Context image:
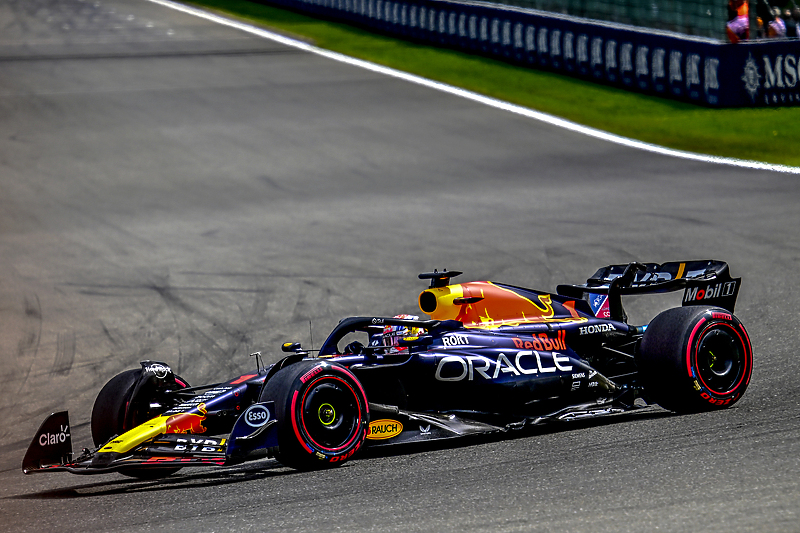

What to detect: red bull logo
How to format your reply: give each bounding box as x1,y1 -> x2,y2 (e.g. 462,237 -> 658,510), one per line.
165,403 -> 208,434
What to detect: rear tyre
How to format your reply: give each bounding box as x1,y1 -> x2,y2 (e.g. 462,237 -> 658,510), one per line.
260,360 -> 369,470
91,368 -> 189,478
637,306 -> 752,413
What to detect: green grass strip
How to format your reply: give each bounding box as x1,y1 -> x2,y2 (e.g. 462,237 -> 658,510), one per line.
187,0 -> 800,167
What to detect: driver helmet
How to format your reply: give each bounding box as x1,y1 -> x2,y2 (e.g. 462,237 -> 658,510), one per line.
371,314 -> 422,351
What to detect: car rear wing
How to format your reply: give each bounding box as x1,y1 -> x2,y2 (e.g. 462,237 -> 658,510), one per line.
557,260 -> 741,319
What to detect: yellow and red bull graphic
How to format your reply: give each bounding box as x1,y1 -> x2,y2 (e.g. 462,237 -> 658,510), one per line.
419,281 -> 586,328
98,403 -> 209,455
165,403 -> 208,434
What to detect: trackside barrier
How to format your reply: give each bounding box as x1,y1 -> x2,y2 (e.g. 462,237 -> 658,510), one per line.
254,0 -> 800,107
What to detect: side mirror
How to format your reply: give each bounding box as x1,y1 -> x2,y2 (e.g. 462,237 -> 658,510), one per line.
282,342 -> 302,353
343,341 -> 364,355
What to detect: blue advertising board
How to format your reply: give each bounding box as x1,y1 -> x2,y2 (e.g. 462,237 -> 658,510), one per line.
256,0 -> 800,107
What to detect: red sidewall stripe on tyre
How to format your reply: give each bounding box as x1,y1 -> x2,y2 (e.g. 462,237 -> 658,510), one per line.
290,390 -> 315,454
738,322 -> 754,387
695,323 -> 748,395
685,319 -> 751,397
294,375 -> 363,454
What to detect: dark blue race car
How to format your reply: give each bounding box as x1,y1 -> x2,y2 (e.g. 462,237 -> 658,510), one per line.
23,260 -> 753,477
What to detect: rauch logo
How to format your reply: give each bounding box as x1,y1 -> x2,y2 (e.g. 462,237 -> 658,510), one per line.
366,419 -> 403,440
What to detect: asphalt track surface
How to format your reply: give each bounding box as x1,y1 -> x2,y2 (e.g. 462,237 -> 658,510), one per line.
1,0 -> 799,531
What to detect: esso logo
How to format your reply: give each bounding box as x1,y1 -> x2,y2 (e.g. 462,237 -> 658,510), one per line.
244,404 -> 270,428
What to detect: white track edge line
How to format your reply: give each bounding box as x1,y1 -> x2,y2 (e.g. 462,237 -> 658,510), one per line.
148,0 -> 800,175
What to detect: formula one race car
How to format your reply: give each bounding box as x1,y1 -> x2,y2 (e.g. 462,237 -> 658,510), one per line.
23,260 -> 753,477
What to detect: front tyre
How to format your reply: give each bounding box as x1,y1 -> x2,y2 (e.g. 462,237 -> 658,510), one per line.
637,306 -> 753,413
260,360 -> 369,470
91,368 -> 189,478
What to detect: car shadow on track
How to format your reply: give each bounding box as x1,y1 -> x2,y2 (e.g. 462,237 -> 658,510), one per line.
359,406 -> 678,459
9,459 -> 293,500
11,407 -> 678,500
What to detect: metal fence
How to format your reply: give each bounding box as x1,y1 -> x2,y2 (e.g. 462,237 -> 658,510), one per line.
491,0 -> 729,39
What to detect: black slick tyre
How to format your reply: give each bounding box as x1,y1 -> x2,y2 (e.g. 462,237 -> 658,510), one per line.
259,360 -> 369,470
91,368 -> 189,478
637,306 -> 753,413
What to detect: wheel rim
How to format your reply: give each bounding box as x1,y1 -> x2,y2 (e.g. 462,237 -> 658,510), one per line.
696,325 -> 746,394
300,377 -> 361,452
318,403 -> 336,426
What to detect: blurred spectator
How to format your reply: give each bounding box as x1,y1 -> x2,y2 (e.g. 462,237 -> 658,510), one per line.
786,7 -> 800,37
756,0 -> 786,38
785,9 -> 797,37
756,0 -> 771,38
726,0 -> 749,42
768,6 -> 787,37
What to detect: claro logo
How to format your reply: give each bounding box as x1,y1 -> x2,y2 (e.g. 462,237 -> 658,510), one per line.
39,425 -> 70,447
366,419 -> 403,440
